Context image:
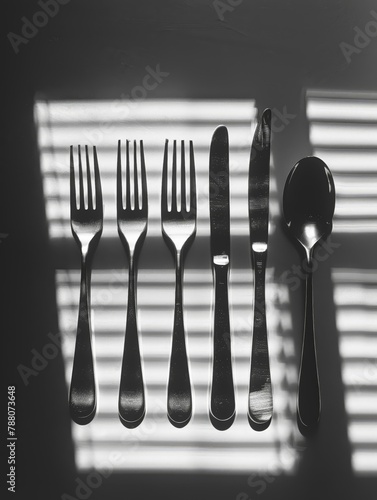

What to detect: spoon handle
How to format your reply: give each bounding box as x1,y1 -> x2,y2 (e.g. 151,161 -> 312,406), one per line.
298,269 -> 321,433
248,248 -> 273,430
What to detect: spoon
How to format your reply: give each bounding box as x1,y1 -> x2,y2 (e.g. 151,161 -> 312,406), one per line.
283,156 -> 335,434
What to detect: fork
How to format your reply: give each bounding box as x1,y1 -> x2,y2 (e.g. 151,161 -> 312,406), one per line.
117,140 -> 148,428
161,140 -> 197,428
69,145 -> 103,425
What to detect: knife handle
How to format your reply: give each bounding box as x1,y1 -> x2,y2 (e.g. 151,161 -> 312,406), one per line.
248,248 -> 273,430
210,256 -> 235,430
297,269 -> 321,434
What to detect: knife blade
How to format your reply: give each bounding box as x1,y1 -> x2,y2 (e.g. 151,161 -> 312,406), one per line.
248,108 -> 273,430
209,125 -> 235,430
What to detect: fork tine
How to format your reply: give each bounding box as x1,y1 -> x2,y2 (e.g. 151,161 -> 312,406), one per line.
70,146 -> 77,212
140,140 -> 147,211
93,146 -> 102,212
85,145 -> 93,210
117,140 -> 123,212
171,140 -> 177,212
78,145 -> 85,209
181,140 -> 186,211
189,141 -> 196,214
162,140 -> 169,210
125,141 -> 131,209
133,140 -> 139,210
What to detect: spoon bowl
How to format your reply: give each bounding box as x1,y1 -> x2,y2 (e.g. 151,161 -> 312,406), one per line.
283,156 -> 335,261
283,156 -> 335,434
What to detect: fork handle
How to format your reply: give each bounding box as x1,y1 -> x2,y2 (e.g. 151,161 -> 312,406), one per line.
248,249 -> 273,430
69,257 -> 96,425
119,255 -> 145,428
167,250 -> 192,427
210,259 -> 235,430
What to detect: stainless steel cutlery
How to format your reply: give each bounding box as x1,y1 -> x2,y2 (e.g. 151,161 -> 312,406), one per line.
69,145 -> 103,425
209,126 -> 235,431
67,119 -> 336,434
248,109 -> 273,430
161,140 -> 197,428
283,156 -> 336,434
117,140 -> 148,428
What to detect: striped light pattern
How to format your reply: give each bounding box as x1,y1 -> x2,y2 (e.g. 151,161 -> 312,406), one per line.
332,269 -> 377,475
35,99 -> 302,473
306,89 -> 377,233
35,100 -> 280,240
307,90 -> 377,475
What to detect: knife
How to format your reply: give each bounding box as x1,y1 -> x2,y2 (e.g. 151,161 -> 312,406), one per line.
209,125 -> 235,431
248,108 -> 273,430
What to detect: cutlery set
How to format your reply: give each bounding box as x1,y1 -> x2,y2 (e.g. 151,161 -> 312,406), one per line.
69,108 -> 336,436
